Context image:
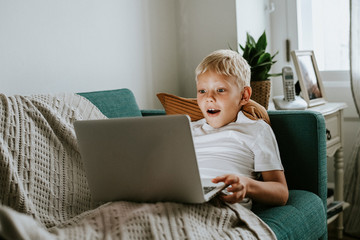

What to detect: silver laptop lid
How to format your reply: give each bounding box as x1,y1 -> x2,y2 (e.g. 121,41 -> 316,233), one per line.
74,115 -> 209,203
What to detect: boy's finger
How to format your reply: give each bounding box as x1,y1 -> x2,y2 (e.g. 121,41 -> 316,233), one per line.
212,175 -> 229,183
226,183 -> 243,192
211,177 -> 222,183
222,192 -> 242,204
222,175 -> 240,185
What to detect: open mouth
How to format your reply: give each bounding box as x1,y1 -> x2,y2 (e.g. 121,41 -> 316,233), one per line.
207,109 -> 221,115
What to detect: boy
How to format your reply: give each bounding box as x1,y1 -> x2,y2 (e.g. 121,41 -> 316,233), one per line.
192,49 -> 288,207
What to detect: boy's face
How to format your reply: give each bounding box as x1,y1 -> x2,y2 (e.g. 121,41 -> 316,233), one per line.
197,70 -> 249,128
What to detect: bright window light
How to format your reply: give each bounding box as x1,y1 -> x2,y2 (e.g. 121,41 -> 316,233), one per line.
298,0 -> 350,71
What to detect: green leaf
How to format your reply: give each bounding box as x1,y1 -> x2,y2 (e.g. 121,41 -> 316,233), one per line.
249,50 -> 264,66
239,44 -> 245,52
268,73 -> 282,77
243,45 -> 254,61
255,31 -> 267,51
271,51 -> 279,59
242,45 -> 251,60
252,61 -> 272,68
257,52 -> 271,64
247,33 -> 256,47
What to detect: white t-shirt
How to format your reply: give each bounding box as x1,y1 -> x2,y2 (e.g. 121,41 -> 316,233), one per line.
191,111 -> 283,180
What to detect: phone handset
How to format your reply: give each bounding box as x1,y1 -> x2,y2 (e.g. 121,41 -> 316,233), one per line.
282,66 -> 296,101
272,66 -> 307,110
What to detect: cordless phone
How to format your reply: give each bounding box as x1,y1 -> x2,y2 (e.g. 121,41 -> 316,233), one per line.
282,66 -> 296,101
272,66 -> 307,110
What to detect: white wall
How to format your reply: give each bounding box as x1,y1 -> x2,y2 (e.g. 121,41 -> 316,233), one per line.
0,0 -> 238,108
0,0 -> 179,109
270,0 -> 299,97
236,0 -> 271,47
175,0 -> 237,98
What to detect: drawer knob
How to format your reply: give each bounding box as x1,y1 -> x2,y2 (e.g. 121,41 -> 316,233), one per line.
326,129 -> 332,140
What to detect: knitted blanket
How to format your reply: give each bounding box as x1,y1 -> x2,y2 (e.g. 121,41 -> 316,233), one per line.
0,93 -> 276,239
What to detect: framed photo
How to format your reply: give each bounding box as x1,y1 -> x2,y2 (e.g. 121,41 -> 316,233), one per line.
291,50 -> 327,107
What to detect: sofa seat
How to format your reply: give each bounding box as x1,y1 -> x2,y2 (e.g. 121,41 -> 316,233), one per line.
253,190 -> 327,240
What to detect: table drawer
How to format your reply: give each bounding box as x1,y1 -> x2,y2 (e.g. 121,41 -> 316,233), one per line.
325,112 -> 341,147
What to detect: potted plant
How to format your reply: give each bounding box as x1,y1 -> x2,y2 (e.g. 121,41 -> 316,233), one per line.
238,31 -> 281,109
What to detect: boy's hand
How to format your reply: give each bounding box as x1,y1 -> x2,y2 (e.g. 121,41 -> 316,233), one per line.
212,174 -> 249,204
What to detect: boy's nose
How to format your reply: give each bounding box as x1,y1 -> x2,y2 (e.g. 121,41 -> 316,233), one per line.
206,92 -> 215,102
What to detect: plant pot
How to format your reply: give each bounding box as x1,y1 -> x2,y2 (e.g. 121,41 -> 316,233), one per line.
250,80 -> 271,110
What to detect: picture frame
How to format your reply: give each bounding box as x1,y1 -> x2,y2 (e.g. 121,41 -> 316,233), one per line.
291,50 -> 327,107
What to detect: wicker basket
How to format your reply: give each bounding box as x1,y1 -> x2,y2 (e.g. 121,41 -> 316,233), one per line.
250,80 -> 271,110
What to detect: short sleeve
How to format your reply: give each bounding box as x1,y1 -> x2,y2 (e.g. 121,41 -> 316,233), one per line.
252,122 -> 284,172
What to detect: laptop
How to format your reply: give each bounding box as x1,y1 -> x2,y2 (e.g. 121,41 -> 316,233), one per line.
74,114 -> 226,204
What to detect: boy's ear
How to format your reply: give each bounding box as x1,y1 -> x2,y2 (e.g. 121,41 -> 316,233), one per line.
240,86 -> 252,105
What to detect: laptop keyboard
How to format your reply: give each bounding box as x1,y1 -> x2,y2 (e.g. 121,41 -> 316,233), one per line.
203,186 -> 216,194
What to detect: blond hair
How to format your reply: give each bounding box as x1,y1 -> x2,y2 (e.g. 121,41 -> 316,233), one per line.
195,49 -> 251,89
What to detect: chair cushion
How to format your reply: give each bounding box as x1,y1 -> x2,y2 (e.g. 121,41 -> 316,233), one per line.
253,190 -> 327,240
78,89 -> 142,118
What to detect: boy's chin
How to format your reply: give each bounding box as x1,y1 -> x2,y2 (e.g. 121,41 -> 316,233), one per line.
206,119 -> 230,129
204,114 -> 238,128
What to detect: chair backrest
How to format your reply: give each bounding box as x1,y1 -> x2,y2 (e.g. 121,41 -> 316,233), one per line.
268,110 -> 327,207
78,88 -> 142,118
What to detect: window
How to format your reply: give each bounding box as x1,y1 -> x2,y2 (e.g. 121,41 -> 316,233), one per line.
297,0 -> 350,71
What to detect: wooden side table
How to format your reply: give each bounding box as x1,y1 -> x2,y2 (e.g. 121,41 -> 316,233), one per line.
310,102 -> 348,239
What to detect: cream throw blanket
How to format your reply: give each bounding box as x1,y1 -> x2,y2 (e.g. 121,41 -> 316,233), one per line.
0,93 -> 276,240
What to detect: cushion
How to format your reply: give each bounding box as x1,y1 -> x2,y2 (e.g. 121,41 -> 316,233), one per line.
157,92 -> 270,125
78,89 -> 142,118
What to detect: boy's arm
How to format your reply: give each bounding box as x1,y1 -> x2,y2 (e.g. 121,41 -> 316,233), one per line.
212,170 -> 289,206
248,170 -> 288,206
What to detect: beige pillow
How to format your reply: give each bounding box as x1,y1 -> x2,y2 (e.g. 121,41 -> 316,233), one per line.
156,93 -> 270,125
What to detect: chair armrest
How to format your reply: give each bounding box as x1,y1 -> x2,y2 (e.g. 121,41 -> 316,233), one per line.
268,110 -> 327,208
141,109 -> 166,117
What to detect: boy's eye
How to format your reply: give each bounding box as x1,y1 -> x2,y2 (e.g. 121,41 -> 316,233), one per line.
217,89 -> 225,92
198,90 -> 206,94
